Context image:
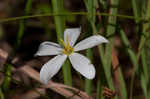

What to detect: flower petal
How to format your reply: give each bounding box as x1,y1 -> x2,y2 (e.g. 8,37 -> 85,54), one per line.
74,35 -> 108,51
35,41 -> 63,56
64,27 -> 81,46
69,53 -> 95,79
40,54 -> 67,84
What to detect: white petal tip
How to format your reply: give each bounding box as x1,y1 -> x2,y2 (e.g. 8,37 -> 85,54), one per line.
40,77 -> 49,84
34,52 -> 42,57
40,71 -> 51,85
86,76 -> 95,80
86,65 -> 96,79
34,53 -> 39,57
85,71 -> 95,80
40,67 -> 50,85
96,35 -> 109,43
103,39 -> 109,43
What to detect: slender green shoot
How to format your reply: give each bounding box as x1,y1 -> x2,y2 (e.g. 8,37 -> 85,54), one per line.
51,0 -> 72,86
139,0 -> 150,98
16,0 -> 32,49
119,28 -> 138,99
1,12 -> 150,23
83,0 -> 97,95
1,64 -> 12,92
104,0 -> 118,90
85,49 -> 93,95
0,88 -> 4,99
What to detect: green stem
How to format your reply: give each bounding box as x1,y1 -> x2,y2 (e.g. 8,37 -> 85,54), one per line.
85,49 -> 93,95
130,0 -> 150,99
84,0 -> 96,95
1,12 -> 149,23
51,0 -> 72,86
96,79 -> 104,99
0,88 -> 4,99
104,0 -> 118,90
119,28 -> 138,99
16,0 -> 32,49
1,64 -> 12,92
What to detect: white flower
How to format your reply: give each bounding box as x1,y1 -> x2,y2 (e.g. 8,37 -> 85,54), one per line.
35,27 -> 108,84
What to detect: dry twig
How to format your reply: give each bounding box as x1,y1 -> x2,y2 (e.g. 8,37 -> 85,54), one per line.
0,48 -> 92,99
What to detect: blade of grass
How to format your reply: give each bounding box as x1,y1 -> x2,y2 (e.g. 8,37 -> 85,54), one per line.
1,12 -> 150,23
0,25 -> 3,39
84,0 -> 119,98
51,0 -> 65,39
140,0 -> 150,79
100,0 -> 119,98
99,0 -> 107,10
139,0 -> 150,52
117,65 -> 128,99
112,48 -> 128,99
84,1 -> 109,97
140,0 -> 150,98
119,28 -> 138,99
124,0 -> 142,96
141,50 -> 149,98
1,64 -> 12,92
0,12 -> 150,23
132,0 -> 140,23
85,49 -> 93,95
16,0 -> 32,49
95,1 -> 107,98
51,0 -> 72,86
131,0 -> 142,71
120,29 -> 138,68
3,0 -> 32,97
104,0 -> 118,90
0,88 -> 4,99
96,79 -> 104,99
132,0 -> 150,98
83,0 -> 97,95
141,51 -> 149,82
38,4 -> 53,39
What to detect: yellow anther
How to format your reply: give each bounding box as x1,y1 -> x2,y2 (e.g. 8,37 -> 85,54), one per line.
60,38 -> 66,48
59,35 -> 74,56
66,35 -> 70,48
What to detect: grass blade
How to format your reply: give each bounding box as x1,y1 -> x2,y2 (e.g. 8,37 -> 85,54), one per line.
85,49 -> 93,95
138,0 -> 150,98
0,88 -> 4,99
51,0 -> 72,86
1,64 -> 12,92
119,28 -> 138,99
16,0 -> 32,49
83,0 -> 97,95
104,0 -> 118,90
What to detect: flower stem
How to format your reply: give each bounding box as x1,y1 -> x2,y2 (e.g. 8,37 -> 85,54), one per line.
52,0 -> 72,86
85,49 -> 93,95
15,0 -> 32,49
1,64 -> 12,92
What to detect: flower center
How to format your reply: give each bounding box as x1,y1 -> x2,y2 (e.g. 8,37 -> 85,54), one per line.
60,36 -> 74,56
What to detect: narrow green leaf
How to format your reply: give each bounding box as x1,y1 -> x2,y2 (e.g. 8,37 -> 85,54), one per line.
83,0 -> 97,95
85,49 -> 93,95
51,0 -> 72,86
0,88 -> 4,99
1,64 -> 12,92
16,0 -> 32,49
104,0 -> 118,90
120,28 -> 138,99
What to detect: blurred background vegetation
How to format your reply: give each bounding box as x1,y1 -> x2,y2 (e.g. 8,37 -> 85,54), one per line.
0,0 -> 150,99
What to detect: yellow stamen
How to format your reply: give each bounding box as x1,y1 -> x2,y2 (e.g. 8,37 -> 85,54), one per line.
60,35 -> 74,56
60,39 -> 66,48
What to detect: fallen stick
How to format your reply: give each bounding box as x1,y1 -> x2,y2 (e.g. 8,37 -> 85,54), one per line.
0,48 -> 92,99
